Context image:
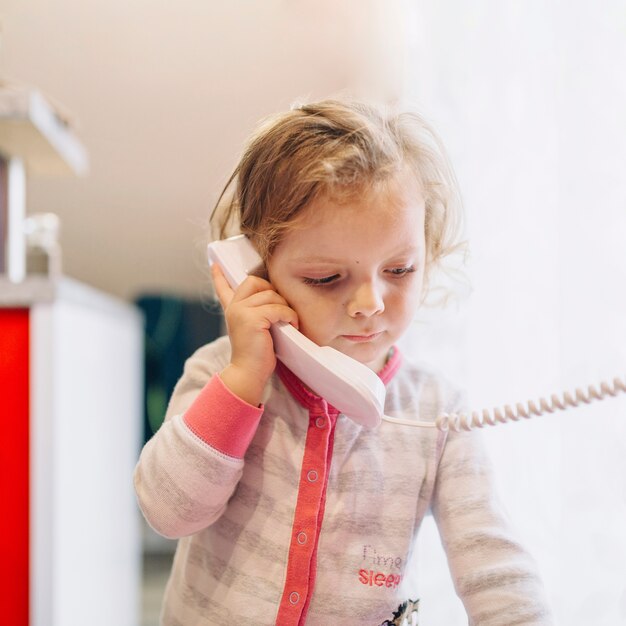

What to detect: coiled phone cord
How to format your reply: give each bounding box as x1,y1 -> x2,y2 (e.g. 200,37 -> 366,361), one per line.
381,375 -> 626,432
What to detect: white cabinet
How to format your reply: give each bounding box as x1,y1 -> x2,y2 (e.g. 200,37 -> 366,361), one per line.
0,277 -> 143,626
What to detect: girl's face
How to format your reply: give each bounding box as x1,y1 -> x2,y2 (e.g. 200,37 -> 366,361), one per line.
267,170 -> 426,372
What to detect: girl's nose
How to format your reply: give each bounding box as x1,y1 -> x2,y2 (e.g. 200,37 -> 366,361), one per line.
347,281 -> 385,318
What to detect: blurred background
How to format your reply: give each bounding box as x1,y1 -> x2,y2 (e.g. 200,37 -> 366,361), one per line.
0,1 -> 625,625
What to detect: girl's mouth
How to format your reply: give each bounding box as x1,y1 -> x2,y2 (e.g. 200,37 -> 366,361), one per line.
341,332 -> 383,343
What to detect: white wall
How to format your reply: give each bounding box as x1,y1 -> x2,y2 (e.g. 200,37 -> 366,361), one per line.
401,1 -> 626,623
0,0 -> 411,300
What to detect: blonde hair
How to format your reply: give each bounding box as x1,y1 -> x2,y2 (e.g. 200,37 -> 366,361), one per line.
211,99 -> 466,289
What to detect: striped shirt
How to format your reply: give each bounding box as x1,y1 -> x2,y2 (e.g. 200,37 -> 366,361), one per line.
134,336 -> 553,625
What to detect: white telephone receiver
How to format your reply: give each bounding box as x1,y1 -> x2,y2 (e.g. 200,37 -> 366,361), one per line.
208,235 -> 626,431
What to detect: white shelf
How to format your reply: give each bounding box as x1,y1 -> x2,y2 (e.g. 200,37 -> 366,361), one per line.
0,85 -> 88,176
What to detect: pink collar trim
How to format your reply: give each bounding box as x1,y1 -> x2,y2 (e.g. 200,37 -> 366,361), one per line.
377,346 -> 402,384
275,347 -> 402,411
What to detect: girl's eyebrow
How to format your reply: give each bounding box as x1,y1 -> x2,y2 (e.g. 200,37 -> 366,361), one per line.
291,255 -> 344,264
292,246 -> 422,264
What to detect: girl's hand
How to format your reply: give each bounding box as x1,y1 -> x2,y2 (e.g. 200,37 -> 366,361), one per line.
211,263 -> 299,406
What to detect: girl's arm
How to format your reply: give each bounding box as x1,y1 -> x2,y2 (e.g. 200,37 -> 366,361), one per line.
133,341 -> 263,539
134,266 -> 298,539
431,426 -> 554,624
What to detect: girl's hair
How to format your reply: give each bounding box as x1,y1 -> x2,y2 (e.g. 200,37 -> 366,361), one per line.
211,99 -> 465,287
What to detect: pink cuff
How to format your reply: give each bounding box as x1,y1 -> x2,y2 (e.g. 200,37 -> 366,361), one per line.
183,373 -> 264,458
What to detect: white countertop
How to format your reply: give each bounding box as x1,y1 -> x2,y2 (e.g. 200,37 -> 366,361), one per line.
0,275 -> 142,322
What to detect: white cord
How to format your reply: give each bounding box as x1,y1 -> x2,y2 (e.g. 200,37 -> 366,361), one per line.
381,415 -> 436,428
381,376 -> 626,432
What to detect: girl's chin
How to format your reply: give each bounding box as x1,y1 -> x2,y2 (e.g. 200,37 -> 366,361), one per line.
363,353 -> 389,372
335,343 -> 389,372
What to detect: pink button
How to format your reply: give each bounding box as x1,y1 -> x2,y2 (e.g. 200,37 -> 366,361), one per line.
315,417 -> 325,428
289,591 -> 300,605
297,531 -> 307,545
307,470 -> 318,483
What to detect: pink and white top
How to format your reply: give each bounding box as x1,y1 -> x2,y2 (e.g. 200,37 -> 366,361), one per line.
134,335 -> 553,625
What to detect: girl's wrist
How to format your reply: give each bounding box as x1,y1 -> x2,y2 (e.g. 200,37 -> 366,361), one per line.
219,363 -> 269,407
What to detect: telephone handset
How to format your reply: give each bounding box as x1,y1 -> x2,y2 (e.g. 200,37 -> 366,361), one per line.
208,235 -> 626,432
207,235 -> 387,428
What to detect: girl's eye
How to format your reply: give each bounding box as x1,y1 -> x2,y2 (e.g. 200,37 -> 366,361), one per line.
302,274 -> 340,286
386,266 -> 416,277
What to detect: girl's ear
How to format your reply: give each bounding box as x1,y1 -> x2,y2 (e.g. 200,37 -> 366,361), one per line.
250,264 -> 269,282
248,232 -> 275,283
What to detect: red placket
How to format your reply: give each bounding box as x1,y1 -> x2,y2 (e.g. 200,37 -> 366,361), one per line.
274,349 -> 402,623
274,364 -> 338,625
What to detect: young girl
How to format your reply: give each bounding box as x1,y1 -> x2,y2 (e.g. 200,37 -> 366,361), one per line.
134,100 -> 554,625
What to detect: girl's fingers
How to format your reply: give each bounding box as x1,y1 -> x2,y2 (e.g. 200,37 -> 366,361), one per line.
212,264 -> 298,327
236,287 -> 290,309
231,302 -> 299,329
213,264 -> 284,307
230,274 -> 275,301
